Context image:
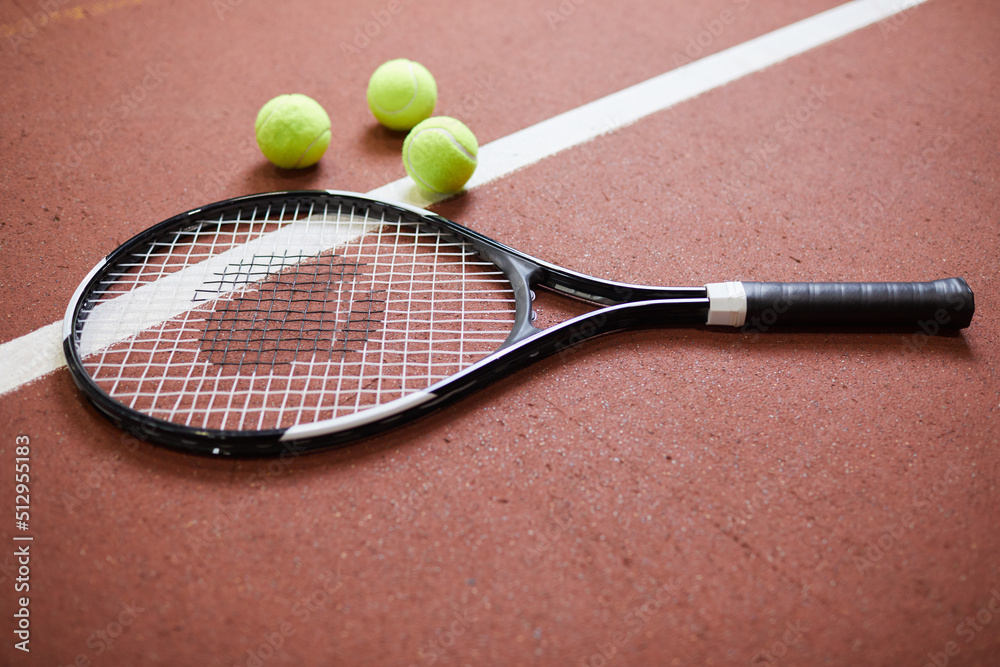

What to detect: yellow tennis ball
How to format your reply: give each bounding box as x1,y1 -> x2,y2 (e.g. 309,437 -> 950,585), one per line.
254,94 -> 331,169
402,117 -> 478,195
367,59 -> 437,131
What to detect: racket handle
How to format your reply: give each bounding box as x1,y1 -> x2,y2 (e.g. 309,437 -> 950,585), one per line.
707,278 -> 975,330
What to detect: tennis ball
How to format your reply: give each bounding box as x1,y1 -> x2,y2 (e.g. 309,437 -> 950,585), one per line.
402,117 -> 479,195
254,94 -> 331,169
367,59 -> 437,131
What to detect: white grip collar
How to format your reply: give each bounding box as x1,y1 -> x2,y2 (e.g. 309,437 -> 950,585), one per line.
705,282 -> 747,327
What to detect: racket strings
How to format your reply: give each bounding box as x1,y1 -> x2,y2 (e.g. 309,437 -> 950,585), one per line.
74,199 -> 517,432
104,219 -> 288,297
196,252 -> 383,370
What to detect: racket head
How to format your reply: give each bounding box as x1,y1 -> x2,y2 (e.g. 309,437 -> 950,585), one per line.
63,191 -> 537,456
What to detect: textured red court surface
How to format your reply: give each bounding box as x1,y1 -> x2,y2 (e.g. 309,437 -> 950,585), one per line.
1,0 -> 998,665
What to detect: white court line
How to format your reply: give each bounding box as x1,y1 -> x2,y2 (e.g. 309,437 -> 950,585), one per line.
75,216 -> 376,358
0,0 -> 928,397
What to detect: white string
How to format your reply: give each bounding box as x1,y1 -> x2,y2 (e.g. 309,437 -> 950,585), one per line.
297,198 -> 333,426
77,198 -> 517,431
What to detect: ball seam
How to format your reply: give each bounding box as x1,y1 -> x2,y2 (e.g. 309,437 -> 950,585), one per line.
421,127 -> 477,162
256,95 -> 288,135
292,128 -> 331,168
402,136 -> 439,193
371,62 -> 421,117
403,127 -> 477,194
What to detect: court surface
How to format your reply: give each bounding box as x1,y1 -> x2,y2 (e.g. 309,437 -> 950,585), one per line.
1,0 -> 998,664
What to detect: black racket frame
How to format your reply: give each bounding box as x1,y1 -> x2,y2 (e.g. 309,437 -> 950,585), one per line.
63,190 -> 973,457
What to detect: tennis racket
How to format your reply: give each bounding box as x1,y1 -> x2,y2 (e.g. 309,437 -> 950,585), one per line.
63,190 -> 975,457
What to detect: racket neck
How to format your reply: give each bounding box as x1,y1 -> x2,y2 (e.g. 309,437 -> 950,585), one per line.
541,265 -> 706,306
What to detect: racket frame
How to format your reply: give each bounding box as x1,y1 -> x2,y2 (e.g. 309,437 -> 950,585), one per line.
63,190 -> 709,456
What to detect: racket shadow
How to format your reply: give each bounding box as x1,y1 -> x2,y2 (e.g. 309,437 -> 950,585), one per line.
360,123 -> 408,156
725,324 -> 973,359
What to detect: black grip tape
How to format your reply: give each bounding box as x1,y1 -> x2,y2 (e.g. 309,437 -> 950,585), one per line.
742,278 -> 974,330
